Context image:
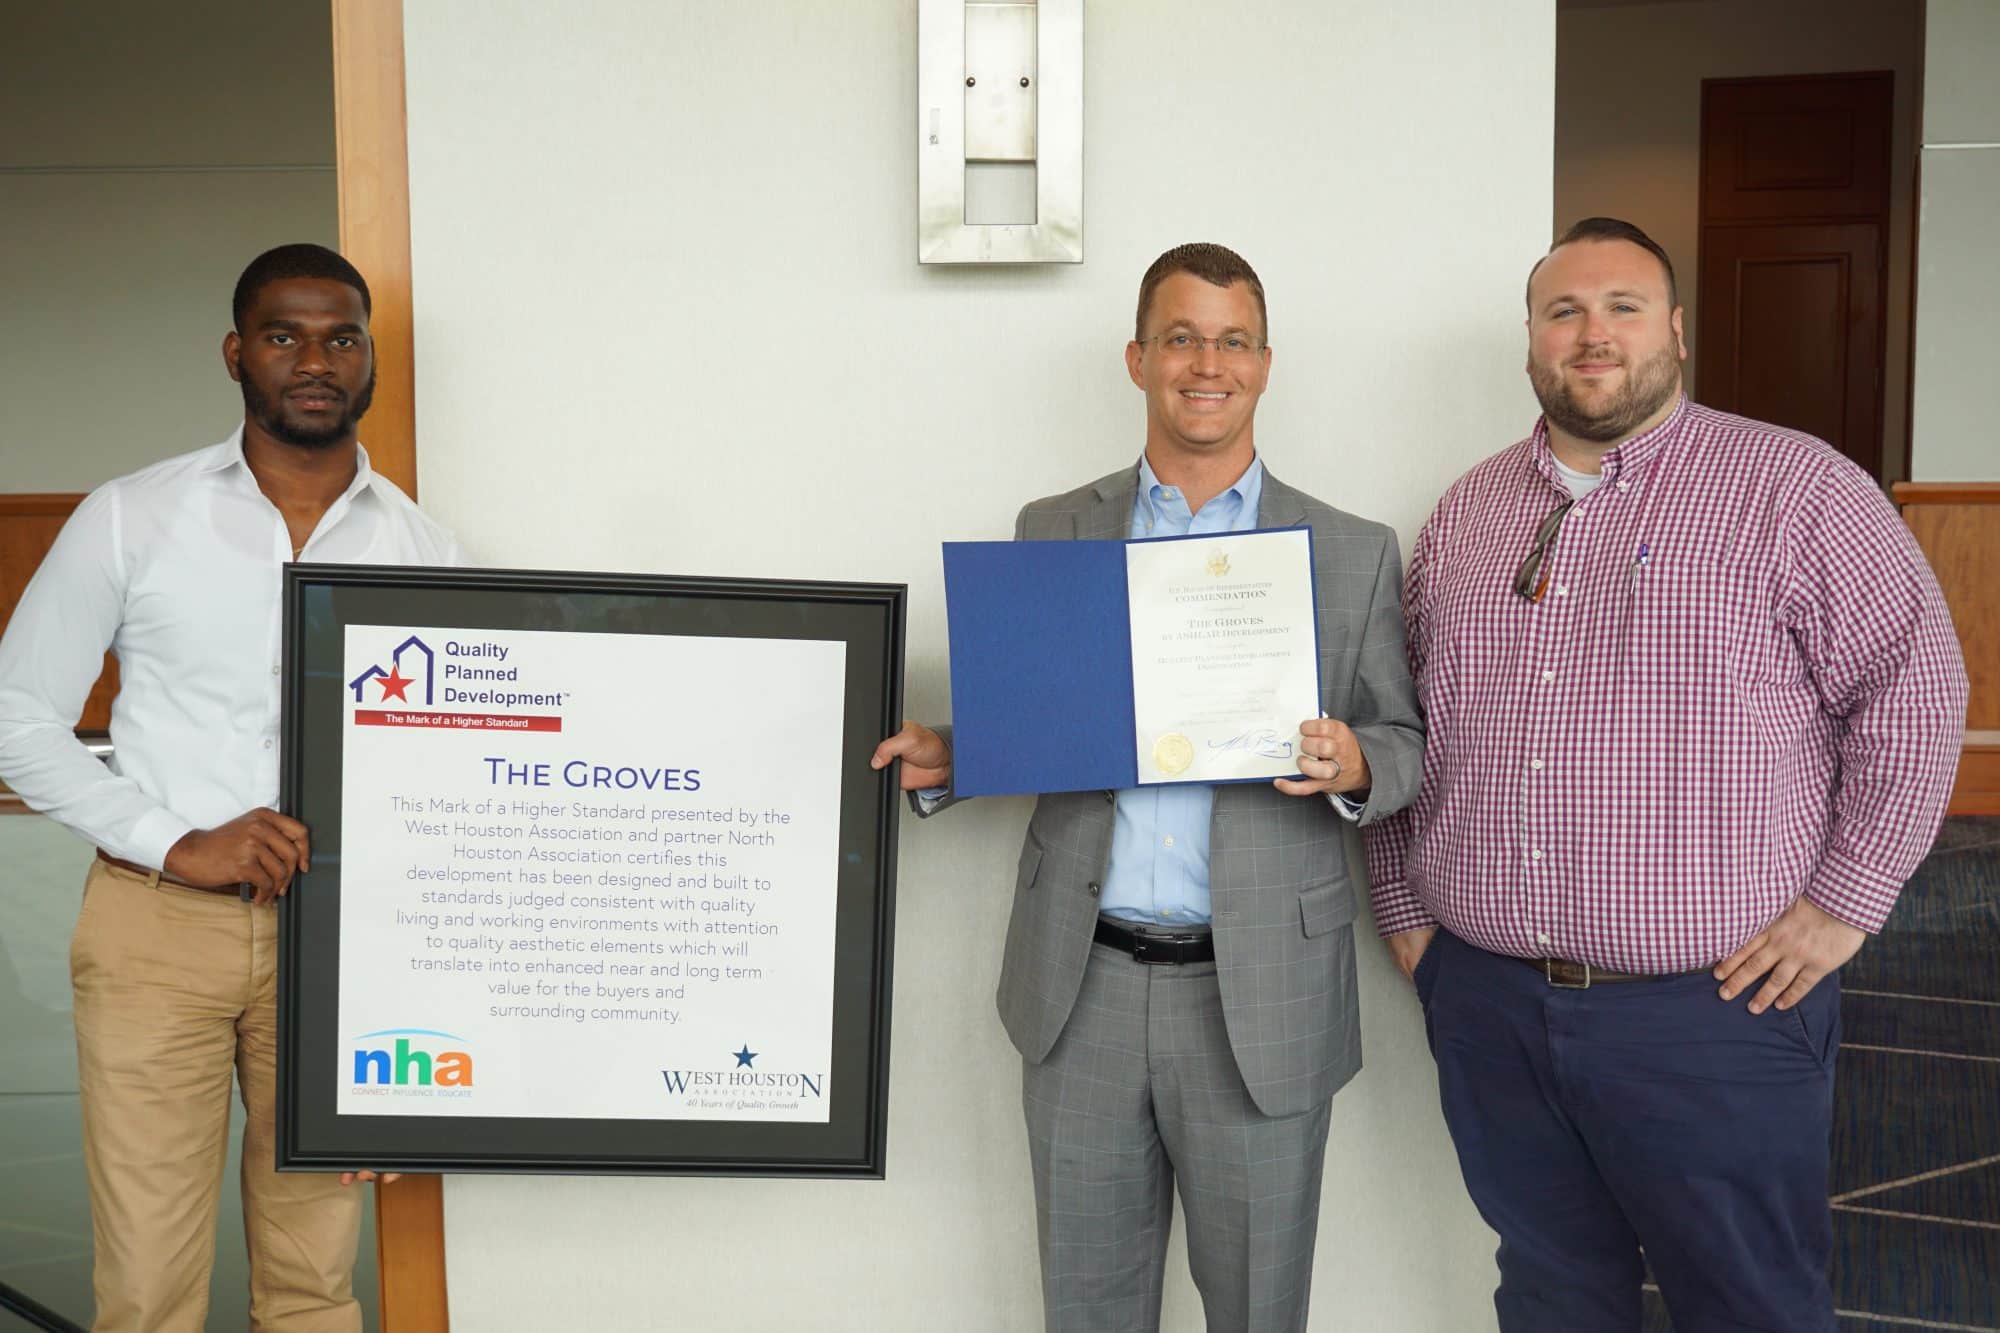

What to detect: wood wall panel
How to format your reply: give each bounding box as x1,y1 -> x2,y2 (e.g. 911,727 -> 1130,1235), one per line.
330,2 -> 449,1327
1895,482 -> 2000,815
1953,735 -> 2000,818
0,495 -> 119,738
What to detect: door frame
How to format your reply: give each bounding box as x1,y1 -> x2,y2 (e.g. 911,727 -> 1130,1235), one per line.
328,3 -> 451,1328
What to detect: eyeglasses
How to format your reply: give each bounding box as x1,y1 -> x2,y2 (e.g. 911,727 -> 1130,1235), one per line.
1512,501 -> 1574,601
1139,331 -> 1269,360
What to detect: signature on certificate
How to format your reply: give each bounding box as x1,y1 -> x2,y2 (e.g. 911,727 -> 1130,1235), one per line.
1207,729 -> 1294,762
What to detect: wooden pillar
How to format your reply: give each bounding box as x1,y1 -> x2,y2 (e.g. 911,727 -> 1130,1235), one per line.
330,3 -> 450,1327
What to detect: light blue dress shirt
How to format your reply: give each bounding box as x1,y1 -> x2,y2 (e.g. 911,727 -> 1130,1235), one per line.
1098,455 -> 1265,926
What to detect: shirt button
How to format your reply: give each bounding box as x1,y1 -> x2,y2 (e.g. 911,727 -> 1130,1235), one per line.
1087,881 -> 1101,896
1553,585 -> 1569,598
1537,932 -> 1551,944
1541,669 -> 1555,683
1529,759 -> 1545,771
271,665 -> 281,677
263,739 -> 274,750
1163,835 -> 1175,848
1530,848 -> 1544,861
1616,479 -> 1630,492
1162,907 -> 1175,916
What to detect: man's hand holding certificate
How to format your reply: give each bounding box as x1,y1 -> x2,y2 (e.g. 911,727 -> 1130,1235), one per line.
935,527 -> 1342,798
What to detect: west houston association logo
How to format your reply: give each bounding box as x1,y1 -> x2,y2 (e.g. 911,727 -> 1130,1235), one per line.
351,1027 -> 475,1093
350,634 -> 436,706
660,1044 -> 825,1109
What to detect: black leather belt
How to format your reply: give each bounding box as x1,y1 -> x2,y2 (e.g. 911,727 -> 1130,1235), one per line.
1094,917 -> 1215,965
1515,955 -> 1667,989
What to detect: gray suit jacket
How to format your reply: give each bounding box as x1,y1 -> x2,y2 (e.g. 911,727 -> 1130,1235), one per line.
925,464 -> 1424,1117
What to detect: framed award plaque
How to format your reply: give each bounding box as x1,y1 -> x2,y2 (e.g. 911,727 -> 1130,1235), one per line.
276,564 -> 903,1177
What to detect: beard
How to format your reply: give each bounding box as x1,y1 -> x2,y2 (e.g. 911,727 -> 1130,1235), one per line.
1529,342 -> 1680,443
240,368 -> 376,449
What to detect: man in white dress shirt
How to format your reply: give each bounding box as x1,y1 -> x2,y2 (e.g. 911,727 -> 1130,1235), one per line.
0,244 -> 466,1332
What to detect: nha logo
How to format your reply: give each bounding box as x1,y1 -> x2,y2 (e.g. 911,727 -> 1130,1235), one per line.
351,1028 -> 473,1087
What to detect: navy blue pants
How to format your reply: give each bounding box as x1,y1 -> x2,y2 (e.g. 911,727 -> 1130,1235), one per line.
1417,929 -> 1840,1333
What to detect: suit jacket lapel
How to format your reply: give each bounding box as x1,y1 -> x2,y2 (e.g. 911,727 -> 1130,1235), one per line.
1257,468 -> 1310,529
1079,466 -> 1139,541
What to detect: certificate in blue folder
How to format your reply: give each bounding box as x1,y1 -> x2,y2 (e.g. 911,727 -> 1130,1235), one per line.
943,527 -> 1320,798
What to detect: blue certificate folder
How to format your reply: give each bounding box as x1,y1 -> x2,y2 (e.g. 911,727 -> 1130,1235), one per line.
942,528 -> 1317,798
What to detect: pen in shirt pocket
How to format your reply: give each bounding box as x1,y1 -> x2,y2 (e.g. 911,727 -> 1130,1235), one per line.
1630,540 -> 1651,586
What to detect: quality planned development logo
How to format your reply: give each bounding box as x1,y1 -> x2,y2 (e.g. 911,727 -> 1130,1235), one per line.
350,1027 -> 476,1098
349,634 -> 436,706
347,628 -> 567,735
660,1043 -> 826,1113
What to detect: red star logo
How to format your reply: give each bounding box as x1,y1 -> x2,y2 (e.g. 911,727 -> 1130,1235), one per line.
377,666 -> 414,702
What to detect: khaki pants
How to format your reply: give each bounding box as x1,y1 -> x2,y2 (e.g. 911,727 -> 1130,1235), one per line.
69,857 -> 363,1333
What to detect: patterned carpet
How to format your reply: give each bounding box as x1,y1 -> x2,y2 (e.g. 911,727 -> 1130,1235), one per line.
1646,816 -> 2000,1331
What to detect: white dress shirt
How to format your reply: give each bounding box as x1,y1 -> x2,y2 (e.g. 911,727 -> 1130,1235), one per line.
0,430 -> 468,869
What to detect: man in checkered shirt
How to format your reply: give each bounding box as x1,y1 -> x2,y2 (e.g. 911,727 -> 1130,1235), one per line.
1364,217 -> 1968,1331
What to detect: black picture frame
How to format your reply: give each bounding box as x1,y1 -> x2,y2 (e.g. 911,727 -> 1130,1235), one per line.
276,563 -> 904,1177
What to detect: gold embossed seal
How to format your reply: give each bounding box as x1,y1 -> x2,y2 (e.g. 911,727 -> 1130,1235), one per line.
1152,732 -> 1194,777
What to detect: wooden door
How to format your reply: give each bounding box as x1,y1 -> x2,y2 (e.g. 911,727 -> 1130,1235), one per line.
1696,73 -> 1892,479
1697,223 -> 1882,463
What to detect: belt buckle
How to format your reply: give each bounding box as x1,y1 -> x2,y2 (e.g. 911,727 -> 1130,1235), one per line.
1132,932 -> 1195,965
1544,958 -> 1591,990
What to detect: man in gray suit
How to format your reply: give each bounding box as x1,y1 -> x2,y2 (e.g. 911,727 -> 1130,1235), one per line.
873,243 -> 1424,1332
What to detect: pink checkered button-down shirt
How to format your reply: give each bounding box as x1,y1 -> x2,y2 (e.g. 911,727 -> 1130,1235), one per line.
1364,397 -> 1968,973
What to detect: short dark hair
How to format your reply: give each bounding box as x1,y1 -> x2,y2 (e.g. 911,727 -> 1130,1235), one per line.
1527,217 -> 1678,312
232,243 -> 372,331
1135,243 -> 1268,341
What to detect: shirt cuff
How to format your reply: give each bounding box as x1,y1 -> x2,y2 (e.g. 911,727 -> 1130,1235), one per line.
914,787 -> 948,816
1325,791 -> 1365,823
123,807 -> 198,874
1804,844 -> 1904,934
1368,882 -> 1438,938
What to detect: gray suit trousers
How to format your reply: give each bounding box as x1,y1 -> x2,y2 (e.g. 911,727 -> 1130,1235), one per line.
1023,941 -> 1336,1333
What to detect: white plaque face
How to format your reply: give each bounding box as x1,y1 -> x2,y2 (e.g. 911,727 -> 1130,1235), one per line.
1124,529 -> 1321,785
335,624 -> 845,1123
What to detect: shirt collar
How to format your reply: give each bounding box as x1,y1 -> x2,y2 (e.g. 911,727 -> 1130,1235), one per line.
1529,392 -> 1689,489
202,425 -> 381,504
1136,453 -> 1264,523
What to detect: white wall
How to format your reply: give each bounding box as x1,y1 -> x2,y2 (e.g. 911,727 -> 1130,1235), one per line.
1554,0 -> 1923,481
403,3 -> 1552,1328
0,0 -> 338,492
1910,0 -> 2000,482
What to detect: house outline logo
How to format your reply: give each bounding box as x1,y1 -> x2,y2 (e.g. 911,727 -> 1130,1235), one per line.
349,634 -> 435,706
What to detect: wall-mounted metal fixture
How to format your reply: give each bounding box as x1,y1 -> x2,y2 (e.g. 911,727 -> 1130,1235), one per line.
918,0 -> 1082,264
